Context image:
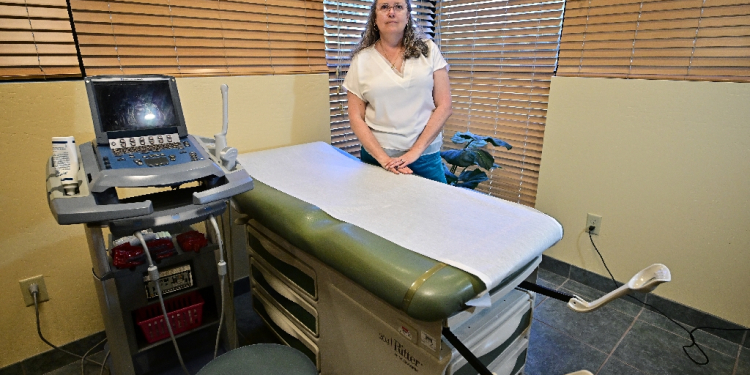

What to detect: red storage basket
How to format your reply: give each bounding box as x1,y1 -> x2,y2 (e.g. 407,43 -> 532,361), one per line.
135,291 -> 205,344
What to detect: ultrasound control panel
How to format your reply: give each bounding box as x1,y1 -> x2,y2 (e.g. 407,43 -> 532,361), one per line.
46,75 -> 254,227
98,134 -> 205,170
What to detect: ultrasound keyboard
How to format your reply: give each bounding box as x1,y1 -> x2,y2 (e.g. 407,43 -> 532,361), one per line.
98,135 -> 207,170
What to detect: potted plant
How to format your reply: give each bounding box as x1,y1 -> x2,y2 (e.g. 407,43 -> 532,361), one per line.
441,131 -> 512,189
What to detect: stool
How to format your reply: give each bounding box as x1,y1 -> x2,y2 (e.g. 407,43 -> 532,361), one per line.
197,344 -> 317,375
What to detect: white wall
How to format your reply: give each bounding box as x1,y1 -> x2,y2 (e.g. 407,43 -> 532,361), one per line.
536,77 -> 750,327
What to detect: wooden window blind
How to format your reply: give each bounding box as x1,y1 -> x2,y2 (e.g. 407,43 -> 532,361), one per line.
558,0 -> 750,82
69,0 -> 327,76
1,0 -> 82,80
437,0 -> 565,206
325,0 -> 437,155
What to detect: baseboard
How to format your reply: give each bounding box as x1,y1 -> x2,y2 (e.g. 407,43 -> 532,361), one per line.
233,276 -> 250,296
0,331 -> 107,375
0,282 -> 254,375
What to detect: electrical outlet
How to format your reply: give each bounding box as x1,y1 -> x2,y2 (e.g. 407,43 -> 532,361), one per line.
586,213 -> 602,235
19,275 -> 50,307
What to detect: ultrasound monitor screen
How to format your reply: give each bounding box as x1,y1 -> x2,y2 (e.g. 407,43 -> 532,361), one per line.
94,80 -> 178,133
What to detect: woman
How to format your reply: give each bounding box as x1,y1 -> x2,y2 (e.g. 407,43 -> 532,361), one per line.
343,0 -> 452,183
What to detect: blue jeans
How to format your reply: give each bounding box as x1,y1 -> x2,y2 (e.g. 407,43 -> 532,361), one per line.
360,147 -> 447,184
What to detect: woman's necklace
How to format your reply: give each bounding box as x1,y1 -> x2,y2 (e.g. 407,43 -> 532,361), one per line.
377,40 -> 403,71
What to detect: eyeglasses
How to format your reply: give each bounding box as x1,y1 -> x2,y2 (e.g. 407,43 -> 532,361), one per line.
377,3 -> 406,13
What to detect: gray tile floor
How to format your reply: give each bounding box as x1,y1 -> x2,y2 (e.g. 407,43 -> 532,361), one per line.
527,269 -> 749,375
42,270 -> 750,375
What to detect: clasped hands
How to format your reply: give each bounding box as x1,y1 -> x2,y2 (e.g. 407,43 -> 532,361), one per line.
382,152 -> 418,175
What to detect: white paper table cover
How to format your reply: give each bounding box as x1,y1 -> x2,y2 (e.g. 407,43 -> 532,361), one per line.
236,142 -> 563,291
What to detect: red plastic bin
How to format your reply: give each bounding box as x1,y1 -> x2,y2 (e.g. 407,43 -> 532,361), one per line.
135,291 -> 205,344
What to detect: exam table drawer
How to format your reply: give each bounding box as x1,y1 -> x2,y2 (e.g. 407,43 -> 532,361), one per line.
450,289 -> 532,342
450,337 -> 528,375
252,286 -> 320,369
447,256 -> 540,330
445,289 -> 533,375
247,224 -> 317,300
251,259 -> 319,337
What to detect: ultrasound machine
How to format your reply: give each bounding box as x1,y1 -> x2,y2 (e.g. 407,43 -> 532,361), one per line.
46,75 -> 253,374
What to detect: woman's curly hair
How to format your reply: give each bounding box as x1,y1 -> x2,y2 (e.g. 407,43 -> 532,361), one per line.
351,0 -> 429,59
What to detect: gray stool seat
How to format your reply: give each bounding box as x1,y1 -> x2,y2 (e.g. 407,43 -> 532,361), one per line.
197,344 -> 317,375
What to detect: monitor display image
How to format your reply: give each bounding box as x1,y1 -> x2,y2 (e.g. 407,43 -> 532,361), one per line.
93,80 -> 178,133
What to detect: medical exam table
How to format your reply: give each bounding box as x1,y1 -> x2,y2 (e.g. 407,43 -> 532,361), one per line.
232,142 -> 564,375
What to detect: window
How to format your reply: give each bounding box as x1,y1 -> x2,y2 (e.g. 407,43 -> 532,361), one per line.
437,0 -> 565,205
325,0 -> 437,155
558,0 -> 750,82
1,0 -> 328,79
70,0 -> 327,76
1,0 -> 82,80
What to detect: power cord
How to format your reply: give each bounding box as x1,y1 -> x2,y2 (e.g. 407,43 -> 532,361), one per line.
208,215 -> 228,360
81,337 -> 107,375
100,351 -> 110,375
587,228 -> 749,365
30,284 -> 109,371
134,231 -> 191,375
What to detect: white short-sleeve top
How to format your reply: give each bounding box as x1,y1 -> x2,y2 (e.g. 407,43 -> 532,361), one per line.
343,39 -> 448,154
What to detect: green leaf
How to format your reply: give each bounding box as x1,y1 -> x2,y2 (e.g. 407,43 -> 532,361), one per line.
443,163 -> 458,185
451,132 -> 487,148
475,149 -> 495,170
484,137 -> 512,150
451,131 -> 511,150
458,168 -> 486,181
441,149 -> 477,167
469,139 -> 487,148
451,132 -> 475,144
456,169 -> 488,189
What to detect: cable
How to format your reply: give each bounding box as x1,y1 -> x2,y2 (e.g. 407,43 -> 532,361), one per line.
227,202 -> 238,349
209,215 -> 227,359
100,350 -> 110,375
588,228 -> 618,290
587,231 -> 749,366
81,337 -> 107,375
134,231 -> 191,375
31,289 -> 108,369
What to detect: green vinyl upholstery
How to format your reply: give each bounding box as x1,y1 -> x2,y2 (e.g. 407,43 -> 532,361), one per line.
233,180 -> 486,322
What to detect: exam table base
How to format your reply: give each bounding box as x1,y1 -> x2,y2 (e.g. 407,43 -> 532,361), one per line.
245,221 -> 537,375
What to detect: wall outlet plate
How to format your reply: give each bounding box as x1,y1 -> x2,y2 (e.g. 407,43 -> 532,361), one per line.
19,275 -> 50,307
586,213 -> 602,235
